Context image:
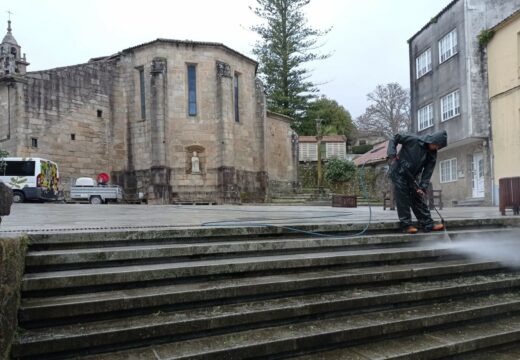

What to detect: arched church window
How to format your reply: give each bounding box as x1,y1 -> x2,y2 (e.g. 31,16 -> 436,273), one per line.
10,47 -> 16,56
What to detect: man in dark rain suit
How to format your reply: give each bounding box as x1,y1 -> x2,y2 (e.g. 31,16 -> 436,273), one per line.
386,130 -> 448,234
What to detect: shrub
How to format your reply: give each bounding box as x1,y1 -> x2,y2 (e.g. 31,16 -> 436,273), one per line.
325,157 -> 357,184
351,144 -> 374,154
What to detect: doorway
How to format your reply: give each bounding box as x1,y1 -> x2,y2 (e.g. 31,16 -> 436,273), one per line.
472,152 -> 485,198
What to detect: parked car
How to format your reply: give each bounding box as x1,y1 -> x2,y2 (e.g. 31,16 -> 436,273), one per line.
0,157 -> 61,203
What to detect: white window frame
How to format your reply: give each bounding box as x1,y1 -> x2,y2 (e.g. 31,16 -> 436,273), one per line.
440,158 -> 458,183
299,143 -> 317,162
417,103 -> 434,131
416,48 -> 432,79
325,142 -> 346,160
439,29 -> 458,63
441,89 -> 460,121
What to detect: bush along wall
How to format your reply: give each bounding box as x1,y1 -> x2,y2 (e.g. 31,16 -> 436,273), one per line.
298,162 -> 390,200
298,163 -> 319,189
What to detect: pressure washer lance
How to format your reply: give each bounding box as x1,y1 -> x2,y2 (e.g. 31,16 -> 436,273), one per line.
412,179 -> 452,242
413,180 -> 445,225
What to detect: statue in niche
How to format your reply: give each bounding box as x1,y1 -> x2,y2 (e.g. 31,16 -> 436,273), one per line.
191,151 -> 201,174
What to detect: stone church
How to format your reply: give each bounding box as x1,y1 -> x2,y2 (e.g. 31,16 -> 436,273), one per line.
0,21 -> 298,204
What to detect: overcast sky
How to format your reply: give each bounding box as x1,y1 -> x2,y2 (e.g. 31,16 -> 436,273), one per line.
5,0 -> 452,118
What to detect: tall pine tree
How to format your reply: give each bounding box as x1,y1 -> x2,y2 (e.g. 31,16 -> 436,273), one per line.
251,0 -> 330,122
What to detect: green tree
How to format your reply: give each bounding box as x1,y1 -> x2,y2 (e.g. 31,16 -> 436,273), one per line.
297,96 -> 355,136
250,0 -> 330,121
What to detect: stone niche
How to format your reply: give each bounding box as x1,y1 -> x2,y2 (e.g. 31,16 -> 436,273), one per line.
185,145 -> 205,175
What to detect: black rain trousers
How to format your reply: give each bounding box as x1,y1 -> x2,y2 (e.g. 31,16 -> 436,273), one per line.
390,164 -> 434,230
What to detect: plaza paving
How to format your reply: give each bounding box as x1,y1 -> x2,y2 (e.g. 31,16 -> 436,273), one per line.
0,202 -> 510,233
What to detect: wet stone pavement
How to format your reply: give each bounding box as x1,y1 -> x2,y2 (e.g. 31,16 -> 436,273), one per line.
0,203 -> 509,233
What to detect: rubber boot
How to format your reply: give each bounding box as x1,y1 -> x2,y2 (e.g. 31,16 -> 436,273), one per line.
431,223 -> 445,231
404,226 -> 418,234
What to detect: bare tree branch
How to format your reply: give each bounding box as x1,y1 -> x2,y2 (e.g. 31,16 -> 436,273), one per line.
355,83 -> 410,138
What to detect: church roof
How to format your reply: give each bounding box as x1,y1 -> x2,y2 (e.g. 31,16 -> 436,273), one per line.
120,38 -> 258,66
2,20 -> 18,45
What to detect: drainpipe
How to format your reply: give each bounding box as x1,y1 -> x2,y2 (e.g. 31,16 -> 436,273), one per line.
490,145 -> 495,205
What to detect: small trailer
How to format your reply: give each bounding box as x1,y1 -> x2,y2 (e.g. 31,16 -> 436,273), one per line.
69,176 -> 123,204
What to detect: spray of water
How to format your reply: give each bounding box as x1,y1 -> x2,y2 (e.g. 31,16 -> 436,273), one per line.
430,230 -> 520,268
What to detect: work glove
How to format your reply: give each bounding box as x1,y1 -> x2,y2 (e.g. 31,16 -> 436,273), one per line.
386,155 -> 398,165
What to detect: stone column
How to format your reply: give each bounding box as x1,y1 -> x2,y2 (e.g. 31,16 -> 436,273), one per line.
291,131 -> 299,190
0,76 -> 26,155
216,61 -> 238,203
150,57 -> 167,167
254,78 -> 268,199
148,57 -> 171,204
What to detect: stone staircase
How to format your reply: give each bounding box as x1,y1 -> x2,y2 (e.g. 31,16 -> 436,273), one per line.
455,198 -> 486,207
10,223 -> 520,359
270,192 -> 316,204
270,188 -> 331,205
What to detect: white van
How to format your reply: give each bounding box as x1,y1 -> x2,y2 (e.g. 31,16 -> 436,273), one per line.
0,157 -> 61,203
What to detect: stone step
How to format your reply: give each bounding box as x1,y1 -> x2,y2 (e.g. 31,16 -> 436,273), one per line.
25,228 -> 512,270
58,290 -> 520,360
455,198 -> 486,207
293,314 -> 520,359
24,231 -> 446,268
21,246 -> 454,292
24,219 -> 520,249
19,259 -> 501,322
271,193 -> 314,198
14,226 -> 520,359
270,198 -> 309,204
450,343 -> 520,359
301,188 -> 332,194
16,272 -> 520,357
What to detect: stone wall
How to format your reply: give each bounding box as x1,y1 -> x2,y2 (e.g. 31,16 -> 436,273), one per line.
13,61 -> 123,189
487,14 -> 520,196
113,42 -> 273,203
266,111 -> 297,184
0,77 -> 24,155
0,234 -> 28,359
2,40 -> 297,204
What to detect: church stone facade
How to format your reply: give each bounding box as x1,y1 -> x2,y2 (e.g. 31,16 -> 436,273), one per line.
0,22 -> 298,204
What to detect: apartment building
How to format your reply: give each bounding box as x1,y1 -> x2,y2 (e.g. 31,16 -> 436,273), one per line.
408,0 -> 520,206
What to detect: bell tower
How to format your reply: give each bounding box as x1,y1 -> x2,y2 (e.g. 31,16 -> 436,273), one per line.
0,18 -> 29,76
